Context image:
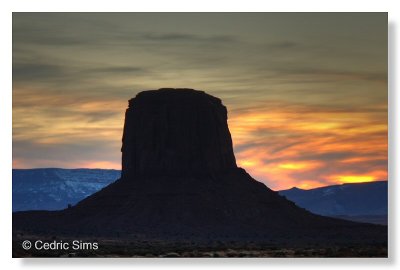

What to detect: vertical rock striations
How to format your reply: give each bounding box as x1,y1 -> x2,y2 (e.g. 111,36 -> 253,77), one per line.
121,88 -> 237,178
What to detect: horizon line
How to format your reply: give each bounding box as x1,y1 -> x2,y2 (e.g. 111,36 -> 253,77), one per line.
12,167 -> 388,191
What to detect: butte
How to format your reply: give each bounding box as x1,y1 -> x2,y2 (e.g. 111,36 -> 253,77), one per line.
13,88 -> 387,245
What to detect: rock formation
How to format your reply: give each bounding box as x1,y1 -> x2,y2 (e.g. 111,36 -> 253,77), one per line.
13,88 -> 387,245
121,88 -> 236,178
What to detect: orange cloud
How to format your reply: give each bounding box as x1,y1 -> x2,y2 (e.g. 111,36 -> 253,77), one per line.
335,175 -> 375,184
13,158 -> 121,171
278,161 -> 322,170
229,102 -> 387,190
80,161 -> 121,170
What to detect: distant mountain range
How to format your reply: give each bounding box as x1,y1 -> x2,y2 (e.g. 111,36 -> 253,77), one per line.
12,168 -> 120,212
279,181 -> 388,225
12,168 -> 387,225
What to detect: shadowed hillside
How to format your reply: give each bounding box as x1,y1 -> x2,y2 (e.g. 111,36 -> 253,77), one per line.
279,181 -> 388,225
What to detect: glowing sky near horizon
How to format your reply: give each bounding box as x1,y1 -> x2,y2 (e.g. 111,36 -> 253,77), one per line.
12,13 -> 387,190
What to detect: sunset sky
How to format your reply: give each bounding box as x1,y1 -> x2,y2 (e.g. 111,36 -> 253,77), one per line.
12,13 -> 387,190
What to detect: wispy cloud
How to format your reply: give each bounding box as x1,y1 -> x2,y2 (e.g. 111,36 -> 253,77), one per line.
86,66 -> 146,74
140,32 -> 236,43
12,13 -> 387,190
266,41 -> 299,49
230,101 -> 387,190
13,63 -> 67,81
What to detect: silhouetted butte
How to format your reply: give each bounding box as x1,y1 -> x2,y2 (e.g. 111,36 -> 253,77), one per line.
13,88 -> 387,244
